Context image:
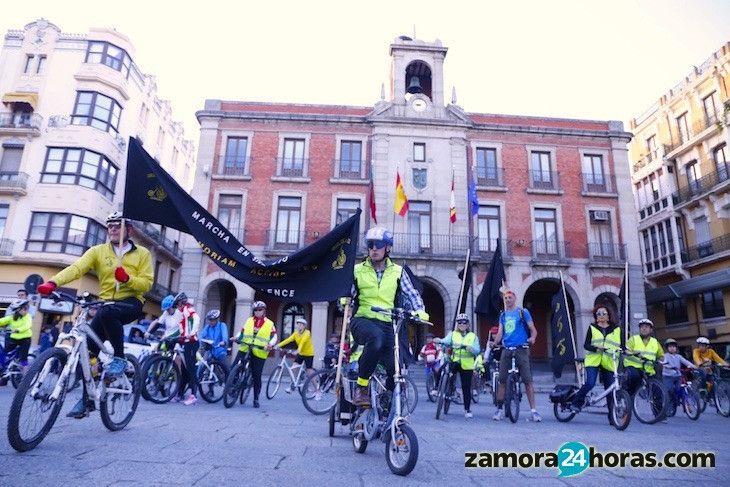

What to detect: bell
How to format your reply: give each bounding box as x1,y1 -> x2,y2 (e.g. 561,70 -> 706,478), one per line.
407,76 -> 422,94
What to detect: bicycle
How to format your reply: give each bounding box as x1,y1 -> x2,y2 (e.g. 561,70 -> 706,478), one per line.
501,344 -> 530,423
423,354 -> 440,403
434,344 -> 470,420
693,363 -> 730,417
349,306 -> 431,476
0,345 -> 35,389
7,290 -> 141,452
664,366 -> 702,420
627,353 -> 669,425
266,348 -> 315,399
140,339 -> 183,404
195,339 -> 229,403
222,341 -> 265,408
550,348 -> 633,431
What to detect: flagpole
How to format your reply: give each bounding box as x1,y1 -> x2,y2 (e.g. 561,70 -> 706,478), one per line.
559,271 -> 581,386
453,248 -> 471,330
334,299 -> 351,403
624,261 -> 629,347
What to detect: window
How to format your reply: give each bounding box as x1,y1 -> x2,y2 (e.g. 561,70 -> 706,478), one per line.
85,41 -> 132,78
476,148 -> 498,185
41,147 -> 118,199
281,303 -> 305,340
714,144 -> 728,182
154,261 -> 162,284
339,141 -> 363,178
686,161 -> 701,193
217,194 -> 243,240
589,211 -> 614,258
650,226 -> 658,259
702,92 -> 717,124
0,146 -> 23,174
664,220 -> 675,261
224,137 -> 248,175
71,91 -> 122,133
413,143 -> 426,162
649,173 -> 660,200
664,298 -> 688,325
530,151 -> 554,189
582,154 -> 605,191
275,196 -> 302,247
702,290 -> 725,319
0,204 -> 8,238
23,55 -> 34,73
676,113 -> 689,144
281,138 -> 306,177
407,201 -> 431,251
676,217 -> 686,252
642,230 -> 651,261
336,199 -> 360,225
477,205 -> 500,252
25,212 -> 106,255
533,208 -> 558,256
167,268 -> 176,292
693,215 -> 711,245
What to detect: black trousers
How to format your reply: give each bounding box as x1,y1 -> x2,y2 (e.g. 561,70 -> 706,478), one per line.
5,337 -> 31,363
452,362 -> 474,412
350,317 -> 396,391
178,341 -> 199,398
88,297 -> 143,358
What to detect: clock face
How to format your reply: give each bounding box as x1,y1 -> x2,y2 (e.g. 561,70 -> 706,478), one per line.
411,99 -> 428,112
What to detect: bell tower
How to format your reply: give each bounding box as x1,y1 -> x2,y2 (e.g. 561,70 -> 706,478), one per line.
389,36 -> 448,107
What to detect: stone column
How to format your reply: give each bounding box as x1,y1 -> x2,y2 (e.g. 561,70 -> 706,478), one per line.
311,302 -> 330,363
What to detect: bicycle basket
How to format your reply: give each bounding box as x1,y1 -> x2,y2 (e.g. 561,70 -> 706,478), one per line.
549,384 -> 578,404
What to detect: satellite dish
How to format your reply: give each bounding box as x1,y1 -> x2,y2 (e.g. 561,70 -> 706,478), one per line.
24,274 -> 44,294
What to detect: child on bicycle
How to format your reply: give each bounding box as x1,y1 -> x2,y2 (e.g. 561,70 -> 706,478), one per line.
419,332 -> 441,395
661,338 -> 695,398
276,317 -> 315,392
324,333 -> 340,369
434,313 -> 480,418
172,292 -> 200,406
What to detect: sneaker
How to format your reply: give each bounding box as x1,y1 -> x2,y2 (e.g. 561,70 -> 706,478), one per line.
66,399 -> 91,419
430,389 -> 438,397
172,395 -> 183,403
183,394 -> 197,406
253,399 -> 260,408
285,384 -> 294,394
530,411 -> 542,422
492,409 -> 504,421
465,411 -> 473,419
353,386 -> 371,407
105,357 -> 127,377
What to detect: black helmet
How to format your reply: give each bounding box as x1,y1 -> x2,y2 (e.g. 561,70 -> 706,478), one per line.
664,338 -> 678,347
173,292 -> 188,305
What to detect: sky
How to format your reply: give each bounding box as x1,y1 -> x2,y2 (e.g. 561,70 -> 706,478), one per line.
2,0 -> 729,143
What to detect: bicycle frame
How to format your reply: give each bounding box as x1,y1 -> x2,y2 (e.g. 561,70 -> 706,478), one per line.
582,349 -> 624,408
275,350 -> 307,389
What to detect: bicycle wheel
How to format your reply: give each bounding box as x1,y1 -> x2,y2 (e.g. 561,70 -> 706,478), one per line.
143,355 -> 180,404
301,369 -> 337,415
198,359 -> 229,403
100,354 -> 141,432
266,365 -> 283,399
426,372 -> 437,403
400,375 -> 418,414
384,423 -> 419,476
505,374 -> 520,423
633,378 -> 666,424
7,348 -> 69,452
714,380 -> 730,417
610,389 -> 632,431
435,372 -> 447,420
328,405 -> 336,437
10,353 -> 35,389
471,371 -> 480,404
444,375 -> 455,415
240,369 -> 253,405
553,402 -> 576,422
223,363 -> 244,409
666,396 -> 677,417
682,388 -> 701,420
353,430 -> 368,453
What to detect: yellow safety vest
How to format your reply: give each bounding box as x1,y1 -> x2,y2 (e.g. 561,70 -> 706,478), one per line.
239,317 -> 274,359
624,335 -> 661,375
584,325 -> 621,371
452,331 -> 477,370
353,258 -> 402,323
0,313 -> 32,340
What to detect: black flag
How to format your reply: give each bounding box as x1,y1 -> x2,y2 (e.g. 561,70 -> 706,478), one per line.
456,262 -> 473,314
123,137 -> 360,302
549,291 -> 575,378
475,240 -> 506,322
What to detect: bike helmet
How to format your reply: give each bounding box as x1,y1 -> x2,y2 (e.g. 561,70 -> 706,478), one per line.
252,300 -> 266,310
364,226 -> 394,247
106,210 -> 124,225
696,336 -> 710,345
295,317 -> 308,326
173,292 -> 188,305
161,295 -> 175,311
8,298 -> 29,312
638,318 -> 654,328
206,309 -> 221,321
664,338 -> 678,347
455,313 -> 469,323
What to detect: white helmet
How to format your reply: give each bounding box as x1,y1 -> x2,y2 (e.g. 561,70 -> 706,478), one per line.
106,211 -> 124,225
455,313 -> 469,323
295,317 -> 308,326
696,336 -> 710,345
252,301 -> 266,310
364,227 -> 394,246
638,318 -> 654,328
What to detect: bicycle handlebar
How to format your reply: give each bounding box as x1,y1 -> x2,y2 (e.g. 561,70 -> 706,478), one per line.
370,306 -> 433,326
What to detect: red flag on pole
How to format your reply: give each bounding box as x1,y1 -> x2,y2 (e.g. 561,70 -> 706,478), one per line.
368,179 -> 378,224
449,172 -> 456,223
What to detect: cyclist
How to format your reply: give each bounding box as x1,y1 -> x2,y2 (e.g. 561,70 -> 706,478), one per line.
348,227 -> 428,407
661,338 -> 695,395
172,292 -> 201,406
276,317 -> 315,392
693,336 -> 728,386
0,299 -> 32,377
569,305 -> 620,414
36,211 -> 153,378
624,318 -> 664,395
200,309 -> 229,361
434,313 -> 480,418
231,301 -> 277,408
492,288 -> 541,422
419,332 -> 441,396
144,295 -> 181,345
324,333 -> 340,369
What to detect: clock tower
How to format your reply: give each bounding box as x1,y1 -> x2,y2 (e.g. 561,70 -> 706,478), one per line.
389,36 -> 448,109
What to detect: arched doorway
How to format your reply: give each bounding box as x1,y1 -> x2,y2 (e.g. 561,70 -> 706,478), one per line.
594,292 -> 620,322
204,279 -> 237,338
419,280 -> 445,353
522,279 -> 577,361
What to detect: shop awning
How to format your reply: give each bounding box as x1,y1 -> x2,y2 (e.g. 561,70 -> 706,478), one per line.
2,92 -> 38,109
646,269 -> 730,304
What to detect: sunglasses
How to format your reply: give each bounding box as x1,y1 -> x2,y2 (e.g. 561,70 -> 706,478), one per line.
596,311 -> 608,316
254,308 -> 265,312
456,320 -> 468,324
107,223 -> 122,230
366,240 -> 387,250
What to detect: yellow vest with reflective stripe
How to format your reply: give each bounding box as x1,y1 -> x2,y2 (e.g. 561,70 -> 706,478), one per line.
349,332 -> 363,362
353,258 -> 402,323
585,325 -> 621,371
239,317 -> 274,359
624,335 -> 661,375
452,331 -> 477,370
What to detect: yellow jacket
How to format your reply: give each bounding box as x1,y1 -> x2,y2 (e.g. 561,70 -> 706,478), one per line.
277,329 -> 315,356
51,241 -> 153,303
693,348 -> 728,367
0,313 -> 32,340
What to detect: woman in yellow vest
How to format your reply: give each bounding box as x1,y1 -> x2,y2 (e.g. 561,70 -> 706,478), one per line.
624,318 -> 664,395
231,301 -> 277,408
434,313 -> 481,418
569,305 -> 621,413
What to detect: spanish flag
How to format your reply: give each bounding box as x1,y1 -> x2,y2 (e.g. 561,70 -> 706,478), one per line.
394,170 -> 409,216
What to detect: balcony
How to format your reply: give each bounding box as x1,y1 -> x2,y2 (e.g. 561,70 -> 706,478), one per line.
673,165 -> 730,207
527,170 -> 561,193
474,238 -> 513,261
135,221 -> 183,261
0,112 -> 42,136
275,158 -> 308,179
530,240 -> 570,264
638,196 -> 671,221
665,114 -> 720,155
475,167 -> 505,189
216,155 -> 251,178
0,172 -> 29,196
147,282 -> 173,301
581,173 -> 618,196
681,234 -> 730,264
588,243 -> 626,267
333,160 -> 368,181
632,150 -> 660,173
0,238 -> 14,256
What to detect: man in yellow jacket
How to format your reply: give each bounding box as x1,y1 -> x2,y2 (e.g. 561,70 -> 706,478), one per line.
36,211 -> 153,377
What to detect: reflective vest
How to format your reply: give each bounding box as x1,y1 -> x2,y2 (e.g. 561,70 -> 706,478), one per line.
349,332 -> 363,362
239,317 -> 274,359
353,258 -> 402,323
624,335 -> 661,375
452,331 -> 477,370
0,313 -> 32,340
584,325 -> 621,371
